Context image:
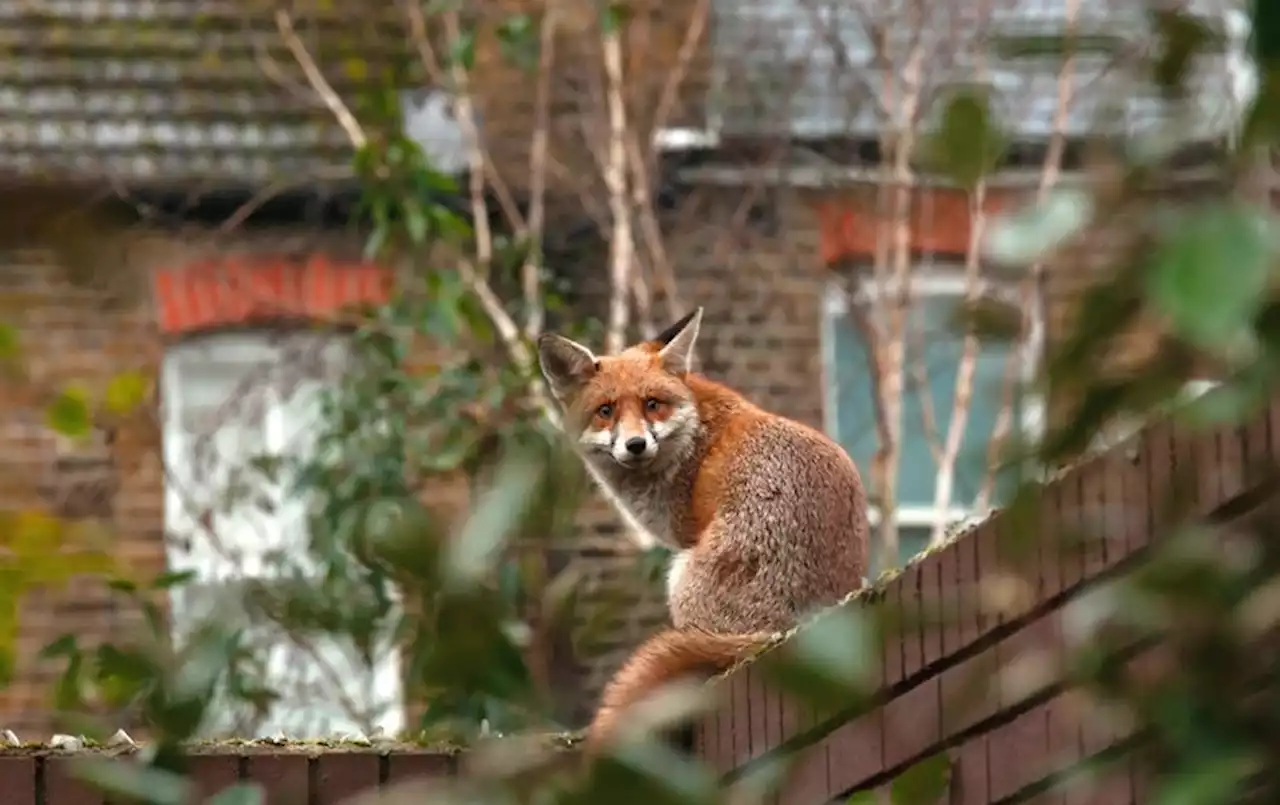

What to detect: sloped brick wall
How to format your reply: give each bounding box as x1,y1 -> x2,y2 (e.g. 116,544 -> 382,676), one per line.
693,394 -> 1273,804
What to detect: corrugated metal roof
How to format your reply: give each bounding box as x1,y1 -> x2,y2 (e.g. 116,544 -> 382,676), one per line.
0,0 -> 467,186
709,0 -> 1249,142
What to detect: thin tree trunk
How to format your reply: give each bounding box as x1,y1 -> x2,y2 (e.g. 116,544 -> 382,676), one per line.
929,1 -> 993,546
931,183 -> 987,546
521,10 -> 558,338
878,31 -> 927,569
975,0 -> 1078,507
602,26 -> 634,355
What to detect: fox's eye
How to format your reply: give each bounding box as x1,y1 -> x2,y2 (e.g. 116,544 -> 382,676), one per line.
644,398 -> 662,412
596,403 -> 614,419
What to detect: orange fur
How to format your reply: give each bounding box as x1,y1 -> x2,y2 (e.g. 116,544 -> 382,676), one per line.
585,628 -> 770,750
538,308 -> 869,755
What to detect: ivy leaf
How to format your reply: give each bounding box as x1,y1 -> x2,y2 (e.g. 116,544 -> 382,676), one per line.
890,753 -> 952,805
103,370 -> 149,416
1146,203 -> 1273,355
46,385 -> 92,438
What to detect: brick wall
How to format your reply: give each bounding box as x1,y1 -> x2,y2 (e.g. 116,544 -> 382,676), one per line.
0,229 -> 473,735
0,184 -> 842,733
693,392 -> 1272,805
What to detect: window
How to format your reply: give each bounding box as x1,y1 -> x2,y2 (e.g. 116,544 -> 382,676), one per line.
659,0 -> 1244,145
822,272 -> 1043,571
161,330 -> 404,738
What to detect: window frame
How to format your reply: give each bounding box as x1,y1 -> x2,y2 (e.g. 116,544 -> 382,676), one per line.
821,270 -> 1223,542
160,329 -> 406,739
820,268 -> 1047,528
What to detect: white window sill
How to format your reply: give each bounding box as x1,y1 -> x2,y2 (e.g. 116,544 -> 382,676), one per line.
653,127 -> 721,152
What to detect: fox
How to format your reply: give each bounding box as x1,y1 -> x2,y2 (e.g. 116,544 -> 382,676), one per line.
536,307 -> 870,749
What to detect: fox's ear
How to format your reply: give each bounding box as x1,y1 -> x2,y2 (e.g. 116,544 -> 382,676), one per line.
537,333 -> 598,401
656,307 -> 703,376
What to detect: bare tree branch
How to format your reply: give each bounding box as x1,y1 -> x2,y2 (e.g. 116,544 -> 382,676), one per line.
874,24 -> 927,567
275,10 -> 368,151
602,21 -> 635,355
521,10 -> 558,338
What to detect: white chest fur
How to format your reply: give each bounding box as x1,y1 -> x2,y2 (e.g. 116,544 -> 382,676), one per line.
666,549 -> 692,604
582,463 -> 681,549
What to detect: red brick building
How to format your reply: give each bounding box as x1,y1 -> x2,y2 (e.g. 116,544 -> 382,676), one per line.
0,0 -> 1247,734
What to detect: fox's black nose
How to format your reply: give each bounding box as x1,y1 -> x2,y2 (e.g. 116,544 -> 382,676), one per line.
624,437 -> 648,456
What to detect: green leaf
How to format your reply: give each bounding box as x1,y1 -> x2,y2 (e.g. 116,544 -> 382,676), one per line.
1257,0 -> 1280,67
363,225 -> 389,261
206,782 -> 267,805
151,569 -> 198,590
985,188 -> 1094,265
927,85 -> 1006,189
1150,9 -> 1221,98
0,322 -> 18,361
1150,752 -> 1257,805
759,606 -> 876,710
343,57 -> 368,81
40,633 -> 79,660
1146,203 -> 1273,355
846,793 -> 879,805
405,202 -> 429,244
1178,373 -> 1272,427
448,30 -> 476,70
599,2 -> 630,36
444,456 -> 541,586
497,13 -> 538,69
601,739 -> 721,803
103,371 -> 149,416
989,32 -> 1129,60
890,753 -> 952,805
46,385 -> 92,438
74,758 -> 193,805
95,643 -> 155,687
107,577 -> 138,594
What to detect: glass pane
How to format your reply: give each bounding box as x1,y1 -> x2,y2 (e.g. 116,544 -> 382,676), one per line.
172,581 -> 405,739
868,525 -> 933,576
828,293 -> 1024,510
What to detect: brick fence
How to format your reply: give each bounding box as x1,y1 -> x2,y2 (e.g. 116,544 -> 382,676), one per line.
691,399 -> 1277,804
7,400 -> 1273,805
0,743 -> 467,805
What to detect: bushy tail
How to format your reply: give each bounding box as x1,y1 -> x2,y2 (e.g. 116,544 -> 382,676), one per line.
585,628 -> 771,750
